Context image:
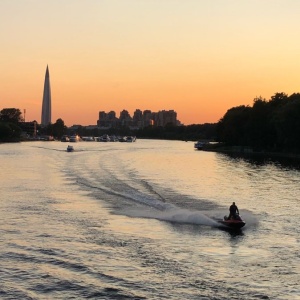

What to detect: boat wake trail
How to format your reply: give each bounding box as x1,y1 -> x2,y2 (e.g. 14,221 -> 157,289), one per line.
122,205 -> 220,227
77,177 -> 219,227
66,158 -> 256,229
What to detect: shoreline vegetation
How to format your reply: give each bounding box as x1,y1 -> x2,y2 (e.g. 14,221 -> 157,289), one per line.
1,92 -> 300,162
201,142 -> 300,160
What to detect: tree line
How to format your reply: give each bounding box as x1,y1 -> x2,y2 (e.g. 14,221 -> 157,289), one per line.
0,109 -> 68,141
216,92 -> 300,152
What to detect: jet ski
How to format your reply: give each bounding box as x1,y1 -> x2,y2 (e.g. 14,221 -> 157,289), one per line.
217,213 -> 246,229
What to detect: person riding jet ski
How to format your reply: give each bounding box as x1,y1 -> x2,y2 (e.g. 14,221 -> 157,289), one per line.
228,202 -> 239,220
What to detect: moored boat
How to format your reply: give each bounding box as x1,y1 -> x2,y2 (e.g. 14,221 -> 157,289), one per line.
69,135 -> 80,142
97,134 -> 110,142
61,135 -> 69,142
126,136 -> 136,142
82,136 -> 94,141
194,141 -> 207,150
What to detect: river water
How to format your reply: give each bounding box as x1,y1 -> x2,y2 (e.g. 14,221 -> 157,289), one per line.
0,140 -> 299,300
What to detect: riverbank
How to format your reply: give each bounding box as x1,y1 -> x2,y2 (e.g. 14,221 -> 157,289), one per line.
202,143 -> 300,161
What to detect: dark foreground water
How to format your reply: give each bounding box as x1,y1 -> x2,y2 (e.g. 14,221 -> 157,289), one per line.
0,140 -> 299,300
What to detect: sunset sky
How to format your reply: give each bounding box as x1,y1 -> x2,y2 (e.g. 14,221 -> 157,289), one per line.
1,0 -> 300,126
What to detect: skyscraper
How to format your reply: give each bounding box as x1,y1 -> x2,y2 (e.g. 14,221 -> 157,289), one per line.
41,65 -> 51,126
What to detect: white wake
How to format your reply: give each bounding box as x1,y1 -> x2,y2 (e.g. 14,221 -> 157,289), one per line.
121,204 -> 257,229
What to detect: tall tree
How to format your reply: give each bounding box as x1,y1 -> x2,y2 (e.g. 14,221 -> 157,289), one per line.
217,105 -> 251,145
52,118 -> 67,138
0,108 -> 23,123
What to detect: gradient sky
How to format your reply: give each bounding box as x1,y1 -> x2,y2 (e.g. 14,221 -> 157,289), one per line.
1,0 -> 300,126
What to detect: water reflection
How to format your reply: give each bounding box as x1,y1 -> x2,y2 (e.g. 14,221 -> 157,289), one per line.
226,229 -> 245,239
219,152 -> 300,170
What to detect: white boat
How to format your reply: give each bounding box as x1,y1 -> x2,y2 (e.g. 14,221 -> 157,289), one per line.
97,134 -> 110,142
61,135 -> 69,142
118,136 -> 127,142
69,135 -> 80,142
82,136 -> 94,141
194,141 -> 206,150
126,136 -> 136,142
67,145 -> 74,152
109,135 -> 118,142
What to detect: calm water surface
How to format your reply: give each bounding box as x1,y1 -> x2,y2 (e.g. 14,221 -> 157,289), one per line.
0,140 -> 299,299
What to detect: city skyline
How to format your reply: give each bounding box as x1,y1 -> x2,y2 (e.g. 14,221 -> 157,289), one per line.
1,1 -> 300,127
97,109 -> 178,129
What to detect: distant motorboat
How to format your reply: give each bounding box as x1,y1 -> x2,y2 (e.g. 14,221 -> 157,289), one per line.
67,145 -> 74,152
194,141 -> 207,150
126,136 -> 136,142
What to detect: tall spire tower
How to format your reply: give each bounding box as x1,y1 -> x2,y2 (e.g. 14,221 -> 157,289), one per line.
41,65 -> 51,126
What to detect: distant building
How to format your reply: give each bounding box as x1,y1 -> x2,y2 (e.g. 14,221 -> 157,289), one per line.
133,109 -> 143,127
143,110 -> 153,127
18,121 -> 37,137
119,110 -> 131,126
97,110 -> 118,128
41,65 -> 51,126
153,110 -> 177,127
97,111 -> 108,127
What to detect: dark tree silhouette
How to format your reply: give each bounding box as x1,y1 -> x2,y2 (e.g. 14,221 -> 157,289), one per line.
0,108 -> 23,123
216,92 -> 300,152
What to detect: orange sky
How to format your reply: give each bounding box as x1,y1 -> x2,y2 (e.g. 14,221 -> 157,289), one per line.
1,1 -> 300,126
